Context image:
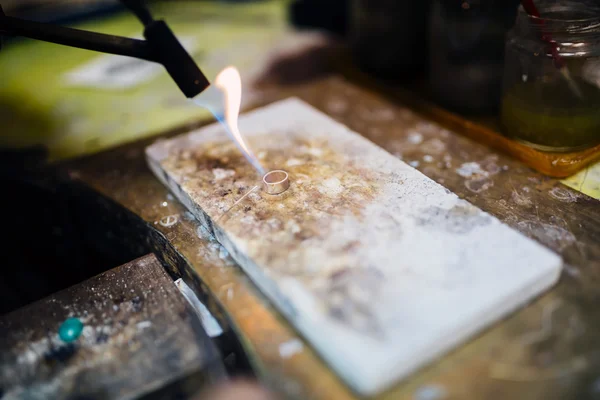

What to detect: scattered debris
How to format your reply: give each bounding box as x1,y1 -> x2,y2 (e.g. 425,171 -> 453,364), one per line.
407,131 -> 424,145
279,339 -> 304,359
136,321 -> 152,331
414,384 -> 447,400
456,162 -> 486,178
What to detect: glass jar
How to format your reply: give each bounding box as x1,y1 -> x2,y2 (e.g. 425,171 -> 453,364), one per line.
349,0 -> 432,79
501,1 -> 600,152
429,0 -> 520,113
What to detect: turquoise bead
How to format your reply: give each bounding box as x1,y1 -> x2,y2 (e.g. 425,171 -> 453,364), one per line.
58,317 -> 83,343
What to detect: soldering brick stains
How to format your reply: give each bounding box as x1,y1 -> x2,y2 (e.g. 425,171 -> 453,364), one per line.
146,98 -> 562,396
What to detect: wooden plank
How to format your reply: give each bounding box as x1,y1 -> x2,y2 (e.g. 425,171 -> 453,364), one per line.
146,98 -> 562,396
0,254 -> 225,400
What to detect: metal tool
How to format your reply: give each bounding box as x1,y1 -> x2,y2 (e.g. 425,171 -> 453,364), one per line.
0,0 -> 210,98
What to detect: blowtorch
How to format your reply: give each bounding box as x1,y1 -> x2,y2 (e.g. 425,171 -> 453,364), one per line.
0,0 -> 210,98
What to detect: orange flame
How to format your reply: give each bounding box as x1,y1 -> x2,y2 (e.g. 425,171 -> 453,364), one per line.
213,66 -> 265,175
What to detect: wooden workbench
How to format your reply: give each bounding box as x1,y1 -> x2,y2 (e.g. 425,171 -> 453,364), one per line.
61,75 -> 600,400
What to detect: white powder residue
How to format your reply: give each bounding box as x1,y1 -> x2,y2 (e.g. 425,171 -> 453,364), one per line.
196,224 -> 214,241
377,108 -> 395,121
421,138 -> 446,154
17,337 -> 50,365
218,246 -> 230,260
248,192 -> 261,202
456,162 -> 487,178
279,339 -> 304,358
159,215 -> 179,228
326,97 -> 348,114
306,147 -> 323,157
213,168 -> 236,181
407,131 -> 424,144
414,384 -> 447,400
136,321 -> 152,330
286,158 -> 304,167
286,220 -> 301,233
318,177 -> 344,197
240,215 -> 256,225
549,186 -> 578,203
511,190 -> 533,207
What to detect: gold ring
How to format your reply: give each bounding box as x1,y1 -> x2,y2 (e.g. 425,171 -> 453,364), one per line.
262,170 -> 290,195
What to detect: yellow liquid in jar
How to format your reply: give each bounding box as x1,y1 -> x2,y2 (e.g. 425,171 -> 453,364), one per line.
501,77 -> 600,152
